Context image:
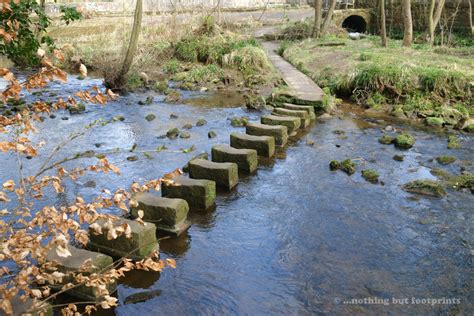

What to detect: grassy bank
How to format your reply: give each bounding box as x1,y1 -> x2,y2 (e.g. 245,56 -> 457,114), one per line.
280,35 -> 474,130
49,15 -> 277,94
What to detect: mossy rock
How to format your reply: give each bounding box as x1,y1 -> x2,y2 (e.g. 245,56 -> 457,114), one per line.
425,117 -> 444,127
329,160 -> 340,171
393,154 -> 404,161
361,169 -> 379,184
164,90 -> 181,103
145,114 -> 156,122
447,135 -> 461,149
379,134 -> 394,145
138,96 -> 154,105
196,118 -> 207,126
68,103 -> 86,114
436,155 -> 456,165
446,173 -> 474,194
329,159 -> 355,175
166,127 -> 180,139
394,133 -> 415,149
179,131 -> 191,139
402,180 -> 446,197
230,117 -> 249,127
154,80 -> 169,93
208,130 -> 217,138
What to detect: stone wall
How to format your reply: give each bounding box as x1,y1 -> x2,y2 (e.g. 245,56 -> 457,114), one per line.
355,0 -> 472,32
44,0 -> 296,14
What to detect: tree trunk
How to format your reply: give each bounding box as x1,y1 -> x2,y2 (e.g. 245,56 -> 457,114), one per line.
312,0 -> 322,38
428,0 -> 436,44
380,0 -> 388,47
106,0 -> 143,89
469,0 -> 474,36
321,0 -> 337,35
428,0 -> 446,44
402,0 -> 413,47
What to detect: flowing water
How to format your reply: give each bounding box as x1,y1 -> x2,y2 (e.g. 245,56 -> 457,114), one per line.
1,77 -> 473,315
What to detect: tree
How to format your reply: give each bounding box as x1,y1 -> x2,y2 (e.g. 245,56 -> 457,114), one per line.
402,0 -> 413,47
427,0 -> 446,44
312,0 -> 323,38
0,0 -> 54,67
380,0 -> 388,46
320,0 -> 337,35
469,0 -> 474,36
105,0 -> 143,89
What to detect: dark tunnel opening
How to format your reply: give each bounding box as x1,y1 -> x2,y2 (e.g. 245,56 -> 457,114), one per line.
342,15 -> 367,33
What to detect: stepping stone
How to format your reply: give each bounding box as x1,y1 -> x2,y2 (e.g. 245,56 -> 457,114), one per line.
162,175 -> 216,211
188,159 -> 239,190
283,103 -> 316,120
273,108 -> 311,128
7,297 -> 52,316
46,245 -> 115,300
88,218 -> 158,261
131,193 -> 190,236
230,133 -> 275,158
246,123 -> 288,146
261,114 -> 300,133
212,144 -> 258,173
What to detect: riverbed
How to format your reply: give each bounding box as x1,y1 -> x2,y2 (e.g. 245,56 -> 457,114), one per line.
1,77 -> 473,315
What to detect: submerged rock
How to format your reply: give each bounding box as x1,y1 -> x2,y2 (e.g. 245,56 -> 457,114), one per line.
182,123 -> 193,130
179,131 -> 191,139
170,113 -> 178,119
379,134 -> 394,145
208,131 -> 217,138
402,180 -> 446,197
145,114 -> 156,122
394,133 -> 415,149
138,96 -> 154,105
230,117 -> 249,127
393,154 -> 404,161
329,159 -> 356,175
166,128 -> 180,139
436,155 -> 456,165
68,103 -> 86,114
196,118 -> 207,127
127,155 -> 139,162
361,169 -> 379,184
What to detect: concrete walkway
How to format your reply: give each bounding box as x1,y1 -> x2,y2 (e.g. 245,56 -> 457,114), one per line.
262,41 -> 324,104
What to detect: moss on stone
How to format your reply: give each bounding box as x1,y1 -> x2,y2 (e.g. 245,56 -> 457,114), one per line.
329,160 -> 340,171
361,169 -> 379,184
379,134 -> 394,145
446,173 -> 474,194
425,117 -> 444,127
447,135 -> 461,149
393,154 -> 404,161
402,180 -> 446,197
340,159 -> 356,175
394,133 -> 415,149
145,114 -> 156,122
436,155 -> 456,165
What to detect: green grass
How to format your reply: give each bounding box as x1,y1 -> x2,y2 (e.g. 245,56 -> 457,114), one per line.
282,36 -> 473,125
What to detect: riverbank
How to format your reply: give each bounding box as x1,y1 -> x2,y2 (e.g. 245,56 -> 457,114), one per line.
279,35 -> 474,131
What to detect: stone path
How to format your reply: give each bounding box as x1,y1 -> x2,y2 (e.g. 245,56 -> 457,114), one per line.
261,41 -> 325,104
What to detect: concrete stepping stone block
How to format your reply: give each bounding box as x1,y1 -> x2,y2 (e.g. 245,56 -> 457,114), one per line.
246,123 -> 288,146
188,159 -> 239,190
261,114 -> 300,133
273,108 -> 311,128
6,297 -> 53,316
46,245 -> 115,300
230,133 -> 275,158
162,175 -> 216,211
131,193 -> 190,236
283,103 -> 316,120
88,218 -> 158,261
211,144 -> 258,173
